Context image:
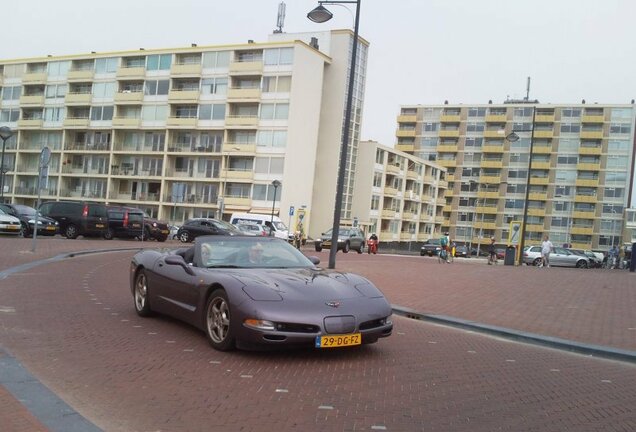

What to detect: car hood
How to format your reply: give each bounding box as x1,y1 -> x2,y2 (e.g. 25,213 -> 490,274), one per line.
220,268 -> 383,302
0,214 -> 20,223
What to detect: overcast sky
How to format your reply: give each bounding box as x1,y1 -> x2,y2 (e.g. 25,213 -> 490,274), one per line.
4,0 -> 636,146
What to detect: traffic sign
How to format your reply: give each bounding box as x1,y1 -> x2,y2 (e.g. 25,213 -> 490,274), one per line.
289,206 -> 294,216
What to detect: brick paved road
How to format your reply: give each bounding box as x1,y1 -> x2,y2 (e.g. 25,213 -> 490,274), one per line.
0,245 -> 635,431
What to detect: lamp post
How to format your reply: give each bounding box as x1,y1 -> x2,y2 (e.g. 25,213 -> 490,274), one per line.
505,106 -> 537,265
270,179 -> 281,236
218,147 -> 240,220
308,0 -> 360,269
0,126 -> 15,202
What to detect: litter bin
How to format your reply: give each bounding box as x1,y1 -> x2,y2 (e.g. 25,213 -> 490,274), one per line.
630,242 -> 635,272
504,246 -> 516,266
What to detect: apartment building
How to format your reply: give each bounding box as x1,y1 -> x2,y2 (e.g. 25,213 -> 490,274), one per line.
395,102 -> 636,251
0,30 -> 368,239
352,141 -> 447,245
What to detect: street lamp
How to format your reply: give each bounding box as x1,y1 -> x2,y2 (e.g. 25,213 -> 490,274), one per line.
0,126 -> 15,201
270,179 -> 281,236
307,0 -> 361,269
218,146 -> 240,220
505,106 -> 537,265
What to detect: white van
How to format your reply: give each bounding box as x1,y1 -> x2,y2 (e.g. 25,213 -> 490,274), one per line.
230,213 -> 290,241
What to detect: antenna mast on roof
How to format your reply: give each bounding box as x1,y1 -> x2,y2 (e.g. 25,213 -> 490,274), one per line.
274,2 -> 286,33
525,76 -> 531,101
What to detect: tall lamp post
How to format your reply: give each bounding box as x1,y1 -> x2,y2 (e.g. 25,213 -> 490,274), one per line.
0,126 -> 15,202
270,179 -> 281,236
505,106 -> 537,265
308,0 -> 361,269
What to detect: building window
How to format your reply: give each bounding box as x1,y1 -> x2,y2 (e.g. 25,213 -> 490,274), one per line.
560,123 -> 580,133
47,61 -> 70,77
90,106 -> 113,121
254,156 -> 284,174
2,86 -> 21,101
260,103 -> 289,120
142,105 -> 168,121
0,109 -> 19,122
468,107 -> 486,117
95,58 -> 118,74
146,54 -> 172,71
201,77 -> 228,95
264,48 -> 294,65
202,51 -> 230,69
145,80 -> 169,96
609,123 -> 631,134
423,123 -> 438,132
198,104 -> 226,120
257,130 -> 287,148
262,75 -> 292,93
561,108 -> 581,118
46,84 -> 67,98
92,82 -> 115,98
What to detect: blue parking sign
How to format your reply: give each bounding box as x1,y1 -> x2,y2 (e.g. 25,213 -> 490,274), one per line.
289,206 -> 294,216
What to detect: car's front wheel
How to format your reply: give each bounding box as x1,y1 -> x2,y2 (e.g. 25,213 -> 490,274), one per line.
342,242 -> 350,253
65,224 -> 79,239
576,260 -> 588,269
134,270 -> 152,317
179,231 -> 190,243
205,289 -> 235,351
104,228 -> 114,240
315,243 -> 322,252
533,258 -> 542,266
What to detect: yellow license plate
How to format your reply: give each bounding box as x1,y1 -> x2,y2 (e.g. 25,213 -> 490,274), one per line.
96,224 -> 104,228
131,223 -> 140,228
8,226 -> 19,230
322,241 -> 331,247
46,226 -> 55,230
315,333 -> 361,348
161,230 -> 169,234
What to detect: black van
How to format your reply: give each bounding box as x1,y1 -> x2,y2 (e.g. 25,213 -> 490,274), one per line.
38,201 -> 108,239
104,206 -> 144,240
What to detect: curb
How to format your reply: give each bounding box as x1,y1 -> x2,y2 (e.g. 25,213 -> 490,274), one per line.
392,305 -> 636,365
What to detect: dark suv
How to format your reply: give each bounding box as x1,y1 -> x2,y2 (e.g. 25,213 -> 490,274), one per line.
104,206 -> 144,240
38,201 -> 108,239
141,212 -> 170,242
177,218 -> 241,243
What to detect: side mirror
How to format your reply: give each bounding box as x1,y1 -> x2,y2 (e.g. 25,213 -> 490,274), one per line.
308,256 -> 321,265
165,255 -> 196,275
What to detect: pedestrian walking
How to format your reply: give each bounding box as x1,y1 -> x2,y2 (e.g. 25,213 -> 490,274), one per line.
540,234 -> 553,268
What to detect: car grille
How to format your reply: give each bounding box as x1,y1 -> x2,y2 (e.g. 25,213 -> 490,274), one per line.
323,315 -> 356,334
359,318 -> 388,331
275,322 -> 320,333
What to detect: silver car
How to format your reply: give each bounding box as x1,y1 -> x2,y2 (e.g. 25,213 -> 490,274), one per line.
523,246 -> 590,268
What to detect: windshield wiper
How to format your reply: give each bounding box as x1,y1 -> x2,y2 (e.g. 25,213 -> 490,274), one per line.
206,264 -> 242,268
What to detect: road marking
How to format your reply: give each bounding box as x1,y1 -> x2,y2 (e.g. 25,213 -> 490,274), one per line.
550,369 -> 560,372
275,389 -> 288,393
505,359 -> 516,362
0,306 -> 16,313
183,348 -> 194,352
240,375 -> 253,379
467,350 -> 477,354
601,380 -> 612,383
209,360 -> 221,364
428,341 -> 437,344
148,332 -> 157,335
166,340 -> 176,344
371,426 -> 387,431
318,405 -> 334,410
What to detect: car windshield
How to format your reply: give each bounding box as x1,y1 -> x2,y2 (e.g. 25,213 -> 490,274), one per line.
272,221 -> 287,231
14,205 -> 37,216
196,236 -> 315,269
210,219 -> 241,232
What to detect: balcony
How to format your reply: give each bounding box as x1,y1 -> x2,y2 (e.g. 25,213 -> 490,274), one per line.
576,162 -> 601,171
66,93 -> 93,104
442,204 -> 452,212
482,145 -> 504,153
22,72 -> 47,83
573,210 -> 596,218
67,69 -> 95,81
381,209 -> 396,219
529,177 -> 549,185
485,114 -> 507,122
168,90 -> 200,102
438,179 -> 448,189
114,92 -> 144,103
580,131 -> 604,139
224,196 -> 251,207
438,130 -> 460,138
225,115 -> 259,127
535,114 -> 555,122
436,159 -> 456,168
63,118 -> 90,128
396,129 -> 416,138
530,161 -> 551,169
578,146 -> 601,155
479,175 -> 501,184
533,130 -> 553,139
116,67 -> 146,79
396,144 -> 415,153
440,114 -> 460,122
384,186 -> 398,196
171,63 -> 202,75
575,178 -> 599,187
402,211 -> 416,220
526,223 -> 545,232
112,117 -> 142,128
397,114 -> 417,122
228,61 -> 263,74
166,117 -> 198,127
478,191 -> 500,199
480,160 -> 503,169
483,130 -> 505,138
527,208 -> 545,216
436,144 -> 458,152
528,192 -> 547,201
532,145 -> 552,154
385,164 -> 400,174
571,226 -> 594,235
581,115 -> 604,123
574,195 -> 597,203
223,143 -> 256,153
17,119 -> 44,128
476,206 -> 498,214
475,221 -> 497,230
227,88 -> 261,100
222,169 -> 254,180
19,95 -> 45,105
400,232 -> 416,241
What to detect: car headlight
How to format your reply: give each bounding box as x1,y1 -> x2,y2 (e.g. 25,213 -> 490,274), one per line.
152,222 -> 158,227
244,319 -> 276,331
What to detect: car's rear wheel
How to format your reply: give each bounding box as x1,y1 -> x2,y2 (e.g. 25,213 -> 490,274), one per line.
134,270 -> 152,317
157,236 -> 167,242
65,224 -> 79,239
19,223 -> 28,238
179,231 -> 190,243
576,260 -> 588,269
205,289 -> 235,351
342,242 -> 350,253
533,258 -> 542,266
104,228 -> 114,240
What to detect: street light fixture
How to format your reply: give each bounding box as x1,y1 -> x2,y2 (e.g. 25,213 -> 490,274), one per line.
505,107 -> 537,265
0,126 -> 15,201
270,179 -> 281,236
307,0 -> 361,269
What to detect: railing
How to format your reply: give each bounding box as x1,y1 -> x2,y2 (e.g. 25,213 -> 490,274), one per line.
65,143 -> 110,151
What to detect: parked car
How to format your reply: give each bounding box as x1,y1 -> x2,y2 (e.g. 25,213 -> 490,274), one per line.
314,227 -> 365,253
568,248 -> 602,268
420,238 -> 442,256
234,222 -> 270,237
169,225 -> 180,240
177,218 -> 242,243
470,247 -> 490,257
0,208 -> 22,235
523,246 -> 590,268
139,212 -> 170,242
38,201 -> 108,239
129,235 -> 393,351
104,206 -> 144,240
495,248 -> 506,260
454,245 -> 469,258
0,203 -> 59,237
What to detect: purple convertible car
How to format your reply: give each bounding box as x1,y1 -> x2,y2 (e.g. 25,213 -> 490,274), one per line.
130,235 -> 393,351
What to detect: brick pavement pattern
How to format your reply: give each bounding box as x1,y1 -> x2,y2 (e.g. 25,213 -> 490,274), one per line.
0,238 -> 635,431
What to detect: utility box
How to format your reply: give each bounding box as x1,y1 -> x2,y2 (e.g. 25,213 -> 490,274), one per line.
504,246 -> 516,266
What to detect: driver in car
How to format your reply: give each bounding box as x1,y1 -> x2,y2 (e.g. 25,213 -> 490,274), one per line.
247,242 -> 265,265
